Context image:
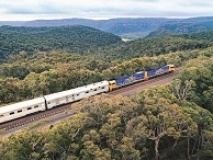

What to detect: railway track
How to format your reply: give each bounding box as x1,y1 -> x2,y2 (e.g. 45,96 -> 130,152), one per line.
0,104 -> 71,131
0,69 -> 180,134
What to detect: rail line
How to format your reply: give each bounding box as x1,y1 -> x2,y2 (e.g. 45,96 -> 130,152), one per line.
0,104 -> 71,131
0,68 -> 180,134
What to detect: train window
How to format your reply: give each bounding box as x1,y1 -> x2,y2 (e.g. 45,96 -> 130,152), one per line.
27,107 -> 32,110
102,87 -> 105,89
10,112 -> 15,115
0,115 -> 4,118
34,105 -> 39,108
86,91 -> 89,94
94,89 -> 97,91
77,94 -> 79,96
17,110 -> 22,113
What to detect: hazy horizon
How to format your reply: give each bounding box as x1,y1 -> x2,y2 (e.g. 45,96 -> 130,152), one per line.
1,16 -> 213,23
0,0 -> 213,21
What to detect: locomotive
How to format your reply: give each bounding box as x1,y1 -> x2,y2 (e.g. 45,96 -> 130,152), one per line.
0,64 -> 175,124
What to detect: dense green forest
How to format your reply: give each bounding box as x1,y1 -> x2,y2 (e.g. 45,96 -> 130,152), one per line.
107,36 -> 212,59
0,25 -> 122,59
0,46 -> 212,103
0,30 -> 213,103
0,25 -> 212,159
0,57 -> 212,160
177,30 -> 213,42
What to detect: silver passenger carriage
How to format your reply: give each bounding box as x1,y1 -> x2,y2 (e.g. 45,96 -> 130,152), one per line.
0,81 -> 109,124
44,80 -> 109,109
0,97 -> 45,124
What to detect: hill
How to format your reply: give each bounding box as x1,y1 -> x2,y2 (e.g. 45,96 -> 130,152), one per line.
159,18 -> 213,34
177,30 -> 213,42
1,17 -> 213,39
0,25 -> 122,59
0,18 -> 170,38
102,36 -> 212,60
147,29 -> 213,43
147,17 -> 213,38
18,18 -> 171,37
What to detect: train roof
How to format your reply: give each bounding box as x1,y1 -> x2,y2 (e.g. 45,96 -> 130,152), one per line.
167,64 -> 174,67
44,80 -> 109,101
0,97 -> 44,115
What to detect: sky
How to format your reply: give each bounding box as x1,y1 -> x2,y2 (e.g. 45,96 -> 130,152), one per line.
0,0 -> 213,21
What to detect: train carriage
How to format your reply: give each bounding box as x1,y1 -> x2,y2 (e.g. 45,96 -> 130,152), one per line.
0,97 -> 45,124
44,80 -> 109,109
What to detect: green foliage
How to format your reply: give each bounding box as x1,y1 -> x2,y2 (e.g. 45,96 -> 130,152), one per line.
0,83 -> 213,160
0,44 -> 213,104
176,57 -> 213,112
0,24 -> 213,160
179,30 -> 213,42
0,25 -> 122,59
148,20 -> 213,37
169,58 -> 213,159
99,36 -> 211,61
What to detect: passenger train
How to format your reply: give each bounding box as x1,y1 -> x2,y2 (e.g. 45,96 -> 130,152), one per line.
0,64 -> 175,124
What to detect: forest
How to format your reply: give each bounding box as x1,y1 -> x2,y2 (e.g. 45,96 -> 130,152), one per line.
0,33 -> 212,103
0,25 -> 122,59
0,26 -> 212,160
0,57 -> 212,160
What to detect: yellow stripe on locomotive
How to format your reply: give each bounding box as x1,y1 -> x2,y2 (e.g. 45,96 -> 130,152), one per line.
109,80 -> 117,91
168,64 -> 175,72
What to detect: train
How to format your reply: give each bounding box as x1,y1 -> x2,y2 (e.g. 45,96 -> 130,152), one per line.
0,64 -> 175,124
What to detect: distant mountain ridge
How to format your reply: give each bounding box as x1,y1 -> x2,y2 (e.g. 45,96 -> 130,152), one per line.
1,17 -> 213,38
0,18 -> 170,37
